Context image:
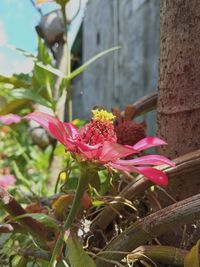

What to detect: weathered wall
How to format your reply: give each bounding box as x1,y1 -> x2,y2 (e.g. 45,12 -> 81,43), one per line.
72,0 -> 159,134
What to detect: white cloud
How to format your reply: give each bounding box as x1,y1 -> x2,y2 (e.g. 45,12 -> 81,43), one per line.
0,20 -> 34,76
12,58 -> 34,75
0,52 -> 34,76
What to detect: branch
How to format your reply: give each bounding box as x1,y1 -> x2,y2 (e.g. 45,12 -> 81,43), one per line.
126,245 -> 192,266
95,193 -> 200,267
121,92 -> 157,119
0,187 -> 55,245
90,149 -> 200,231
19,248 -> 50,261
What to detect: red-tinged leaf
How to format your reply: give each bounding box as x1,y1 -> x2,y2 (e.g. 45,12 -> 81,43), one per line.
52,194 -> 74,220
12,213 -> 58,229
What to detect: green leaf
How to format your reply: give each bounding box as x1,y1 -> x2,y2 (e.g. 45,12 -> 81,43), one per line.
12,213 -> 58,230
11,88 -> 52,108
66,236 -> 96,267
184,240 -> 200,267
9,43 -> 62,84
36,62 -> 67,78
12,161 -> 33,193
0,74 -> 31,89
92,200 -> 105,207
89,172 -> 100,191
36,46 -> 120,80
68,46 -> 121,80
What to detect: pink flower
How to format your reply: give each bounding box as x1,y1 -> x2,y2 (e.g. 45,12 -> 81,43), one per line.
0,175 -> 16,189
24,110 -> 175,186
0,114 -> 22,125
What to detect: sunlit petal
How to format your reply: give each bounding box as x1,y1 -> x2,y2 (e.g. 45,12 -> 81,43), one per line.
109,163 -> 168,186
115,155 -> 175,167
131,137 -> 167,152
135,166 -> 168,186
64,122 -> 78,139
99,141 -> 137,162
24,112 -> 74,149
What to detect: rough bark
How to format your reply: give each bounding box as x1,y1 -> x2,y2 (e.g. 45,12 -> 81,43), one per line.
157,0 -> 200,158
156,0 -> 200,249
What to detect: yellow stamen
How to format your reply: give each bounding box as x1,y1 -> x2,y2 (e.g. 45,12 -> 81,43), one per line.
92,109 -> 115,123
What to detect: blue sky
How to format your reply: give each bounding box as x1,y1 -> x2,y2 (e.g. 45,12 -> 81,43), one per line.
0,0 -> 86,76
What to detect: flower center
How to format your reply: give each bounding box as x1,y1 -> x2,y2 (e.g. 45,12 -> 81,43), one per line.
92,109 -> 115,123
77,110 -> 117,145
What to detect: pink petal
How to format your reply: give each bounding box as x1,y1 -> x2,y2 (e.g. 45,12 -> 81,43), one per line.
76,141 -> 101,160
134,166 -> 168,186
64,122 -> 78,139
131,137 -> 167,152
0,175 -> 16,188
0,114 -> 22,125
115,155 -> 175,167
108,163 -> 168,186
99,141 -> 137,162
24,112 -> 75,149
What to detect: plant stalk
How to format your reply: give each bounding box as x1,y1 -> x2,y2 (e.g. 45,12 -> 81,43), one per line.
48,167 -> 90,267
61,2 -> 72,122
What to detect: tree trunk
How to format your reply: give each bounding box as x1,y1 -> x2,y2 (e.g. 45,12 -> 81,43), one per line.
156,0 -> 200,248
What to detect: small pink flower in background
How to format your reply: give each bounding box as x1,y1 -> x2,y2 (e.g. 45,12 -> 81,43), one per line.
0,114 -> 22,125
24,110 -> 175,186
0,175 -> 16,189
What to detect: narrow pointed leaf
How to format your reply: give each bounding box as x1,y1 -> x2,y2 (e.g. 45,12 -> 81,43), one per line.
12,213 -> 58,229
68,46 -> 121,80
11,88 -> 52,108
36,62 -> 67,78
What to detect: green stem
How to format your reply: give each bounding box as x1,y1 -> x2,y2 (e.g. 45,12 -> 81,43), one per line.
61,2 -> 72,122
48,168 -> 90,267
